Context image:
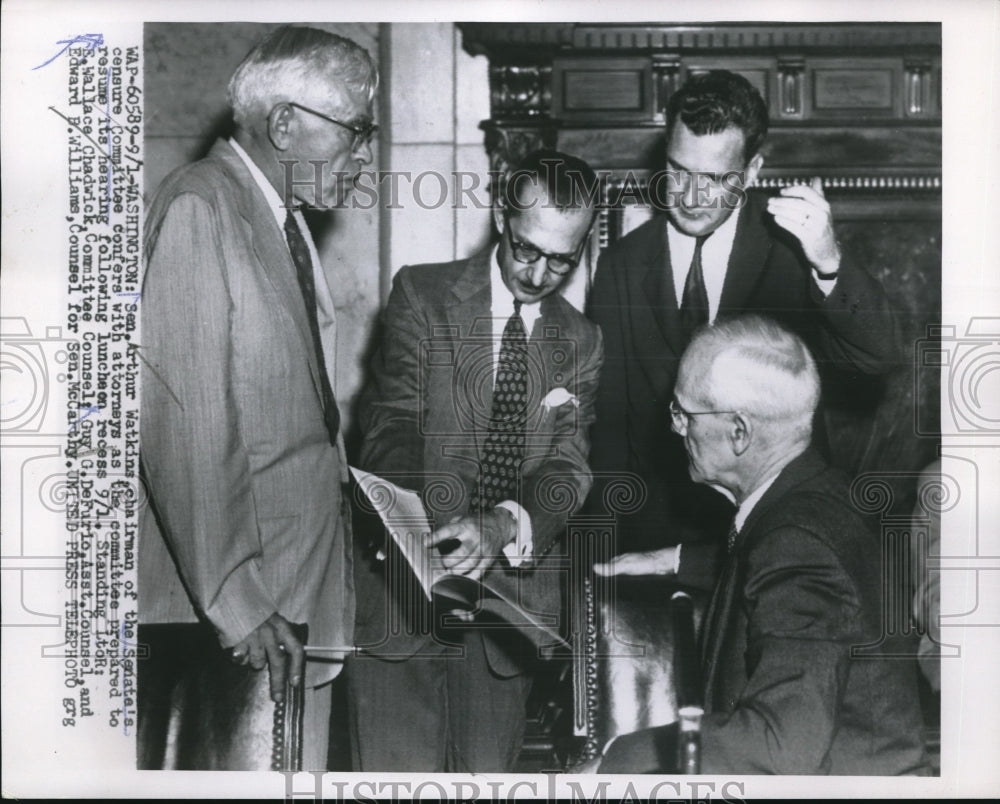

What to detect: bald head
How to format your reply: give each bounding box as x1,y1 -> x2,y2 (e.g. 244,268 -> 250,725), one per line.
679,315 -> 820,450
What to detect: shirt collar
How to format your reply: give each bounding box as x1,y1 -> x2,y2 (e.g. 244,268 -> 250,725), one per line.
734,470 -> 781,533
667,204 -> 741,253
229,137 -> 288,231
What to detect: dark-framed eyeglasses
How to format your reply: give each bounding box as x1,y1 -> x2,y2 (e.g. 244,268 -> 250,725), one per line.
669,398 -> 739,431
288,101 -> 378,150
502,210 -> 587,276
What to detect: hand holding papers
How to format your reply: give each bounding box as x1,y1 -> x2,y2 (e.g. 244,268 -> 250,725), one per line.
349,467 -> 567,649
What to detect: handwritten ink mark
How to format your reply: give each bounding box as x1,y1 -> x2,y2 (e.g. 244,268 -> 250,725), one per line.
128,343 -> 184,410
69,404 -> 101,431
50,107 -> 115,161
49,107 -> 143,194
33,33 -> 104,71
115,292 -> 141,311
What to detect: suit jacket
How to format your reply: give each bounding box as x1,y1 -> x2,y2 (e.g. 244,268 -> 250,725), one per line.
353,248 -> 603,674
587,193 -> 900,549
603,449 -> 928,775
138,139 -> 353,688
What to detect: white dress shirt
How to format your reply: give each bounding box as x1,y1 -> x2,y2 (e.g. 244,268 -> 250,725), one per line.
667,209 -> 837,318
229,138 -> 339,385
667,210 -> 740,322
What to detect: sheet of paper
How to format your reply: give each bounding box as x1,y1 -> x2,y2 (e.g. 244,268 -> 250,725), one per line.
349,466 -> 437,600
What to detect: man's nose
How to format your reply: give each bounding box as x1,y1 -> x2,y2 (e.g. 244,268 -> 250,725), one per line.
526,259 -> 549,286
353,139 -> 374,166
681,172 -> 701,207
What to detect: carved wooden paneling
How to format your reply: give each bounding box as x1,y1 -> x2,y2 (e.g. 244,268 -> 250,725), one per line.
553,57 -> 652,121
461,22 -> 941,54
489,63 -> 552,119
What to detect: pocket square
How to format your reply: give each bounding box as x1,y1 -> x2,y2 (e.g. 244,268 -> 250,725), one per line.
541,387 -> 578,412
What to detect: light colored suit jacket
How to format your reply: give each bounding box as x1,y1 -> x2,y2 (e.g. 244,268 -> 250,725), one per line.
138,139 -> 353,687
354,249 -> 603,672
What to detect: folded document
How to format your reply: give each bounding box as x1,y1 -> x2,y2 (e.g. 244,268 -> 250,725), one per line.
349,466 -> 567,649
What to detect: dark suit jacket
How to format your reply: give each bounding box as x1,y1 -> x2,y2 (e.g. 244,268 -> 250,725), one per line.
353,248 -> 603,674
602,449 -> 928,775
139,139 -> 353,689
587,193 -> 900,549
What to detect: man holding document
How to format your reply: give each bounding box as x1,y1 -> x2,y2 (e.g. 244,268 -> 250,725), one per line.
349,150 -> 603,772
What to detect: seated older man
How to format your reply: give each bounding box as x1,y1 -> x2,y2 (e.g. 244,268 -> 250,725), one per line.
595,314 -> 928,775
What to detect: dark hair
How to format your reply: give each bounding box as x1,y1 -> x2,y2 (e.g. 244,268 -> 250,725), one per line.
503,149 -> 601,216
666,70 -> 769,163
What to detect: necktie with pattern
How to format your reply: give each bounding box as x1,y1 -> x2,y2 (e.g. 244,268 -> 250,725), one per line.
470,299 -> 528,513
284,211 -> 341,446
679,234 -> 710,340
727,519 -> 739,553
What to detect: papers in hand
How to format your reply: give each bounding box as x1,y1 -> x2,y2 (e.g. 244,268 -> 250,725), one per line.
349,466 -> 439,601
349,467 -> 567,649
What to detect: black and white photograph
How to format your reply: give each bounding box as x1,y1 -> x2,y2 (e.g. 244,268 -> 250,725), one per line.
1,1 -> 998,799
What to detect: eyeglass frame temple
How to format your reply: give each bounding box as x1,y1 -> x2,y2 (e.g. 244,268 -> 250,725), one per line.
286,101 -> 378,147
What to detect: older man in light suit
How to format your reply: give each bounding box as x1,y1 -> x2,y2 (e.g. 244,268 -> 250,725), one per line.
137,26 -> 377,770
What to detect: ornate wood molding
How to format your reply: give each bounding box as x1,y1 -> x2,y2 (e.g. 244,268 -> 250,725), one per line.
461,23 -> 941,54
754,175 -> 941,190
462,22 -> 941,218
489,63 -> 552,119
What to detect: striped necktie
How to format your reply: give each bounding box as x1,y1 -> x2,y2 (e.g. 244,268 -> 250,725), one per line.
284,211 -> 341,445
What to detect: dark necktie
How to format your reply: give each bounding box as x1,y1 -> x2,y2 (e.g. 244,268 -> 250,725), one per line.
284,211 -> 341,446
470,299 -> 528,513
679,234 -> 710,340
727,519 -> 739,553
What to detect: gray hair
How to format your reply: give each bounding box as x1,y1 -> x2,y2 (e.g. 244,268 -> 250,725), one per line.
683,315 -> 820,444
228,25 -> 377,128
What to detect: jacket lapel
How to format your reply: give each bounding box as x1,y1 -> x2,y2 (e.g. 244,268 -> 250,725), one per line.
622,218 -> 688,398
446,249 -> 494,456
700,551 -> 740,711
637,218 -> 688,354
701,448 -> 829,708
529,294 -> 574,431
210,141 -> 324,401
737,448 -> 828,541
718,192 -> 772,316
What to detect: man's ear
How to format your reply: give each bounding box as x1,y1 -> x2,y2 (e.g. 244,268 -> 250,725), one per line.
267,104 -> 295,151
730,412 -> 753,456
492,201 -> 506,236
744,152 -> 764,188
